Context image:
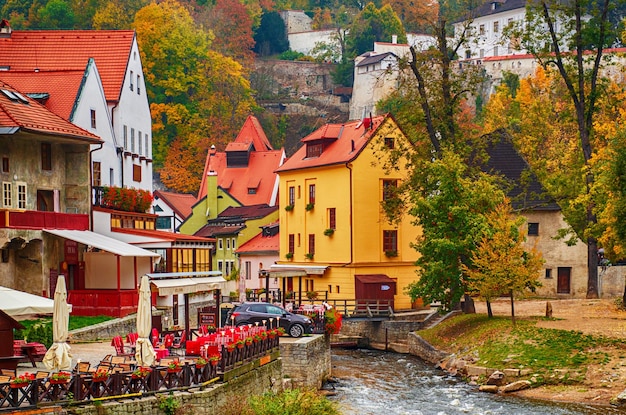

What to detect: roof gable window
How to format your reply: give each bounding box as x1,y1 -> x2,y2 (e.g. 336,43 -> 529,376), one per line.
306,143 -> 323,158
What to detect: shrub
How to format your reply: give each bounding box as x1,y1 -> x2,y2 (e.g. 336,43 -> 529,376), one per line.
25,322 -> 53,347
248,388 -> 340,415
324,307 -> 343,335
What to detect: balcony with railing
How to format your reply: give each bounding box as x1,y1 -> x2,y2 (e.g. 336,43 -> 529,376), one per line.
0,210 -> 89,230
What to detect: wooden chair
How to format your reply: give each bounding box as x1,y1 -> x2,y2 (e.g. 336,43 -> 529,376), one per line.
170,331 -> 187,356
111,336 -> 133,357
0,369 -> 16,377
74,361 -> 91,374
0,375 -> 10,384
35,371 -> 50,380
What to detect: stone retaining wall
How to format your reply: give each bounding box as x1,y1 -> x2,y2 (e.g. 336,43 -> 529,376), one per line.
68,359 -> 282,415
336,319 -> 427,352
69,315 -> 138,343
279,335 -> 331,389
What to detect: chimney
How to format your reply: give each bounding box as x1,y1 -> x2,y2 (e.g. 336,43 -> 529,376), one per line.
392,35 -> 397,44
0,20 -> 12,38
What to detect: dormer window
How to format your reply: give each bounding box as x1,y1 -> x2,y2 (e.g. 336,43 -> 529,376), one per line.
306,143 -> 323,158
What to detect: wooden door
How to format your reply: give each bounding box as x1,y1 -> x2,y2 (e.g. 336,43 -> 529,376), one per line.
557,267 -> 571,294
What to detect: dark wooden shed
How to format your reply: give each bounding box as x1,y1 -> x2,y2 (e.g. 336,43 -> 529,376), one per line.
355,274 -> 396,311
0,309 -> 24,370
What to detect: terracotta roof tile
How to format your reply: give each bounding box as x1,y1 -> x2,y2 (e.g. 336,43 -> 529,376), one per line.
153,190 -> 196,219
0,79 -> 101,142
198,115 -> 285,205
235,230 -> 279,254
113,227 -> 215,242
194,224 -> 246,237
0,30 -> 135,102
0,70 -> 85,119
276,115 -> 387,173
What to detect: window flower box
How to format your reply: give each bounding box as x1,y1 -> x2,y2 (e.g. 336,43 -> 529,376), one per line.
284,204 -> 294,212
324,228 -> 334,236
305,203 -> 314,211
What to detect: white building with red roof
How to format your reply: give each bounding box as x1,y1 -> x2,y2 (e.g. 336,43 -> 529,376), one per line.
0,20 -> 153,193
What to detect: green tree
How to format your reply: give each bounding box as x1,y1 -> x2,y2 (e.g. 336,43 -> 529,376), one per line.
253,11 -> 289,56
463,201 -> 544,324
500,0 -> 618,299
400,151 -> 507,311
36,0 -> 75,28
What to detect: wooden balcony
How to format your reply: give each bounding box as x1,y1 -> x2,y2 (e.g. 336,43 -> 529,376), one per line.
68,289 -> 142,318
0,210 -> 89,230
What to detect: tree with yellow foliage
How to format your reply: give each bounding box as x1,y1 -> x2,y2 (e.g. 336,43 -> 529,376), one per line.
463,201 -> 544,325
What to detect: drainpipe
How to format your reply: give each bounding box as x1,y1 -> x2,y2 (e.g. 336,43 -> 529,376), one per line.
345,162 -> 354,266
89,143 -> 103,230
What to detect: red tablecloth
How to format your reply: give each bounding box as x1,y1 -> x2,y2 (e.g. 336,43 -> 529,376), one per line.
156,348 -> 169,360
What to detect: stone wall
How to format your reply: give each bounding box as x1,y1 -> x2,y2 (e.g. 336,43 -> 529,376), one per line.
279,335 -> 331,389
69,314 -> 137,343
408,333 -> 449,364
336,319 -> 427,352
69,359 -> 282,415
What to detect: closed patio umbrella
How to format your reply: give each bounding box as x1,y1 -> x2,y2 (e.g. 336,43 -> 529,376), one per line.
135,275 -> 156,367
43,275 -> 72,371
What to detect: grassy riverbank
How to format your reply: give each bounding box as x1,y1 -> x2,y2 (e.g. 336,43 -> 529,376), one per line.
418,313 -> 626,388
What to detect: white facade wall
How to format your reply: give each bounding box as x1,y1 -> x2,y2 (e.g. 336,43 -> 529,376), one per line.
455,8 -> 527,60
111,38 -> 153,193
151,198 -> 183,233
288,30 -> 336,57
70,60 -> 120,188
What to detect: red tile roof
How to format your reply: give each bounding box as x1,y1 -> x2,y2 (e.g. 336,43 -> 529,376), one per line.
276,115 -> 387,173
0,30 -> 135,102
153,190 -> 196,219
0,70 -> 86,120
113,227 -> 215,243
0,80 -> 101,142
233,115 -> 273,151
194,224 -> 246,237
198,115 -> 284,205
235,230 -> 279,255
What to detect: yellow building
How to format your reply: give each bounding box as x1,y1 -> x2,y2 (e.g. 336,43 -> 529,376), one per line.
272,114 -> 420,311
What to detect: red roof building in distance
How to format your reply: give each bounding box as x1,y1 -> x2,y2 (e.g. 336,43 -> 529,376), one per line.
152,190 -> 197,232
0,79 -> 100,143
197,115 -> 285,206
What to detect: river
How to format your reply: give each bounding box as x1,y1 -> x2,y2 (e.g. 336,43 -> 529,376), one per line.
328,348 -> 626,415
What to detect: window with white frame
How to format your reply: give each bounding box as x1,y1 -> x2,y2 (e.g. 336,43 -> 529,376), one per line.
245,261 -> 251,280
218,238 -> 223,250
226,238 -> 230,250
131,128 -> 135,153
123,125 -> 128,149
2,182 -> 11,208
138,131 -> 142,155
218,260 -> 223,272
16,182 -> 26,209
232,238 -> 236,250
145,134 -> 149,158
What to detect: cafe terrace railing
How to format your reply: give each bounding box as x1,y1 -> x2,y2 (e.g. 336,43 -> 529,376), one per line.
0,335 -> 280,412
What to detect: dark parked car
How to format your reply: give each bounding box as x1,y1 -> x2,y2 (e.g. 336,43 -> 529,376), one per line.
226,302 -> 314,337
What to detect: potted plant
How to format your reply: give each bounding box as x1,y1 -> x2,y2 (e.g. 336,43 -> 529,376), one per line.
10,373 -> 34,388
305,252 -> 314,260
226,342 -> 236,352
324,228 -> 334,236
167,361 -> 182,373
132,367 -> 152,379
385,250 -> 398,257
305,203 -> 314,211
92,368 -> 110,383
50,371 -> 71,384
275,327 -> 286,337
208,355 -> 220,366
236,339 -> 245,349
284,204 -> 294,211
195,357 -> 207,368
245,337 -> 254,346
267,329 -> 277,339
306,290 -> 318,300
285,252 -> 294,260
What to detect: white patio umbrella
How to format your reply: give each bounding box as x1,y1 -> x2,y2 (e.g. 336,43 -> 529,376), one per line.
42,275 -> 72,371
135,275 -> 156,367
